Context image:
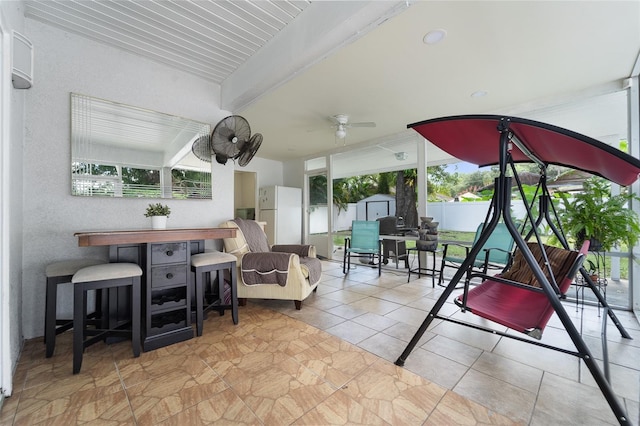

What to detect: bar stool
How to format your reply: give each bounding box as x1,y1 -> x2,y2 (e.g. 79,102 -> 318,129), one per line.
191,251 -> 238,336
45,258 -> 105,357
72,263 -> 142,374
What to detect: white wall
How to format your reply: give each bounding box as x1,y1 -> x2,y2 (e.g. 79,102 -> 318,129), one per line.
20,19 -> 235,339
1,0 -> 27,395
238,156 -> 283,189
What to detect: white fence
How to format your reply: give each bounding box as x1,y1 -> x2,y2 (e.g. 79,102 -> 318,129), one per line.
428,200 -> 528,232
310,200 -> 529,233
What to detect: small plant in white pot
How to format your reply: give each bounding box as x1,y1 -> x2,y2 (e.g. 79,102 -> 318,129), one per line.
145,203 -> 171,229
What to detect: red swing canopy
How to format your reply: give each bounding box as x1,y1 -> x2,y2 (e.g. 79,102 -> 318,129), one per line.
409,115 -> 640,186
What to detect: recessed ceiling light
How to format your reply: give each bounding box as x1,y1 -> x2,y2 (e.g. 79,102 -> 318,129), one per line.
471,90 -> 488,98
423,29 -> 446,45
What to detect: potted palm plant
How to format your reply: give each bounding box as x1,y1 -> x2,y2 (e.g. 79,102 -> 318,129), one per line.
557,177 -> 640,252
145,203 -> 171,229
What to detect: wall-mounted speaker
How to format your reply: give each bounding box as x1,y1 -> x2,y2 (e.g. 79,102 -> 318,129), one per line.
12,31 -> 33,89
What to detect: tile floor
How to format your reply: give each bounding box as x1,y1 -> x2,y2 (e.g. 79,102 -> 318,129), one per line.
1,258 -> 639,425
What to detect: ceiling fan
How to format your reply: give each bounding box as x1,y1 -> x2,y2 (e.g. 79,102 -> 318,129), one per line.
329,114 -> 376,142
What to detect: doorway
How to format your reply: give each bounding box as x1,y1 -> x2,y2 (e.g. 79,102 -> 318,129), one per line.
306,172 -> 330,258
234,171 -> 257,220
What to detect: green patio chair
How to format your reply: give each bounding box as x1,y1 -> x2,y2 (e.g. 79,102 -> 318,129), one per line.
438,222 -> 515,286
343,220 -> 382,276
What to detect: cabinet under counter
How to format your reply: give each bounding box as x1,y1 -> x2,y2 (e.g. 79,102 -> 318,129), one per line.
76,228 -> 235,352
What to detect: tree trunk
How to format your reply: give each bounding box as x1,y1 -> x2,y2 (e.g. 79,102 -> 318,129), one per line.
396,170 -> 419,228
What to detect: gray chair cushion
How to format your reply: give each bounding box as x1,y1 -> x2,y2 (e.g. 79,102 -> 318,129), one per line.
191,251 -> 236,268
46,259 -> 105,278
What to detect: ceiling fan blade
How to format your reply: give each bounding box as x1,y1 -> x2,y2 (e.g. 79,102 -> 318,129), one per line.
349,122 -> 376,128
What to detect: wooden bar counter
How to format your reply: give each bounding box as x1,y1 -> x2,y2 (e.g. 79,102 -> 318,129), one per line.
75,227 -> 236,247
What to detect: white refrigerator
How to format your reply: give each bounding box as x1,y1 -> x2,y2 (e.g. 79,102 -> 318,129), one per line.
258,186 -> 302,245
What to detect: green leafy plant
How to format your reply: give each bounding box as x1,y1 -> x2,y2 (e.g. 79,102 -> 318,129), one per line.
144,203 -> 171,217
557,177 -> 640,251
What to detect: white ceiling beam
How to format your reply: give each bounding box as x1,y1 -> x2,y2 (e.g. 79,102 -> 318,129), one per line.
220,0 -> 410,112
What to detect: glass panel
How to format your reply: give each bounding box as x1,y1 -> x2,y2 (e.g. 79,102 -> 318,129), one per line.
305,156 -> 326,171
307,172 -> 329,258
71,93 -> 211,199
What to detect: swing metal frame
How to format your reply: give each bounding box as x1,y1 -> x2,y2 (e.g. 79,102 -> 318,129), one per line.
395,115 -> 637,425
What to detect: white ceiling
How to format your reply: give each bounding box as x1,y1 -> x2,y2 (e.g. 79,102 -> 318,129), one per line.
24,1 -> 640,168
24,0 -> 311,83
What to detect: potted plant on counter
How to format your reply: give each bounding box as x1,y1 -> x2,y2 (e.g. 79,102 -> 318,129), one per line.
145,203 -> 171,229
557,177 -> 640,252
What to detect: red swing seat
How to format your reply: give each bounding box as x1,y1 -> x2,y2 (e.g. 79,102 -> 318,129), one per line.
455,240 -> 589,339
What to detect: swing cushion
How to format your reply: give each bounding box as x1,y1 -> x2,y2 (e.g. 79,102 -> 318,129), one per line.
456,241 -> 587,337
501,243 -> 578,290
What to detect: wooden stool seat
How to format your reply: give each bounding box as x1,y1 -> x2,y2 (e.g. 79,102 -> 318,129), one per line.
191,251 -> 238,336
72,263 -> 142,374
45,258 -> 105,357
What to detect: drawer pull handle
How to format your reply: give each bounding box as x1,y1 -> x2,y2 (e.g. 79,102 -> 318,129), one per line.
166,273 -> 174,279
166,250 -> 174,256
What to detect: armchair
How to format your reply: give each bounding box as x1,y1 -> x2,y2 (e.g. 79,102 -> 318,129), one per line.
218,219 -> 321,309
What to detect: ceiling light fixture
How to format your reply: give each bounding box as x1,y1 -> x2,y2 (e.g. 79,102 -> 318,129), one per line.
471,90 -> 488,98
335,125 -> 347,140
423,29 -> 446,45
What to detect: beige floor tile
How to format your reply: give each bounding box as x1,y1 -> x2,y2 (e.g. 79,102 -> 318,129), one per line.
374,288 -> 426,305
325,320 -> 379,345
344,282 -> 387,297
286,306 -> 347,330
385,305 -> 432,327
470,352 -> 543,394
358,332 -> 411,364
348,296 -> 404,316
126,365 -> 229,424
342,359 -> 447,425
9,260 -> 638,426
232,360 -> 336,424
14,388 -> 134,425
155,388 -> 261,425
401,347 -> 470,390
382,321 -> 436,346
318,289 -> 368,305
426,390 -> 525,425
531,372 -> 620,425
294,335 -> 378,388
292,390 -> 389,425
352,312 -> 398,331
431,320 -> 502,352
326,303 -> 370,319
421,334 -> 483,367
453,368 -> 536,424
579,356 -> 640,402
492,337 -> 580,381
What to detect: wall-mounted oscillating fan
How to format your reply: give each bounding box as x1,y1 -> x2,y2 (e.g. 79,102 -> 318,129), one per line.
191,134 -> 213,162
210,115 -> 262,166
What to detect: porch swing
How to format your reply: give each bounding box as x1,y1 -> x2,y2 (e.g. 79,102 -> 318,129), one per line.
394,115 -> 640,426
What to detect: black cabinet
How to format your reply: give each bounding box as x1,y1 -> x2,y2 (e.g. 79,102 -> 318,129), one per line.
142,242 -> 193,351
110,240 -> 205,351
